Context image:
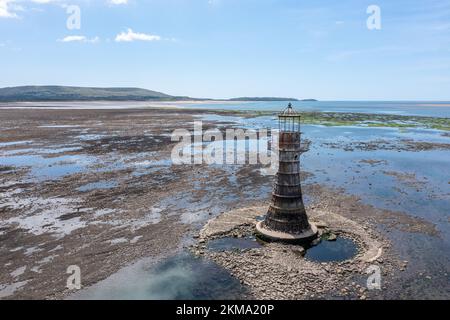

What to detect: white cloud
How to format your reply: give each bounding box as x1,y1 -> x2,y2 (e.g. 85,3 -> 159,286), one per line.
1,0 -> 130,19
58,35 -> 99,43
0,0 -> 18,18
1,0 -> 62,18
109,0 -> 128,4
115,28 -> 161,42
30,0 -> 59,3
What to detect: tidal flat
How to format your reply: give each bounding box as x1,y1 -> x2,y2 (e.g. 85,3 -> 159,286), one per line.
0,106 -> 449,300
229,110 -> 450,131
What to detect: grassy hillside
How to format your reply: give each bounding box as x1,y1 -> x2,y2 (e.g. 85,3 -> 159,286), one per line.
0,86 -> 180,102
0,86 -> 309,102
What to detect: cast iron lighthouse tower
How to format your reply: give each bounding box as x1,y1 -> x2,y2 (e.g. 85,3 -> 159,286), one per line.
256,103 -> 317,242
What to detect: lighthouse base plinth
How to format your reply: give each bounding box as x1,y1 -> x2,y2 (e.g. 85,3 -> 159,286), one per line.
256,221 -> 318,244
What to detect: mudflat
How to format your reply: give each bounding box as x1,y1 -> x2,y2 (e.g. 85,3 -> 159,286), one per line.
0,107 -> 448,299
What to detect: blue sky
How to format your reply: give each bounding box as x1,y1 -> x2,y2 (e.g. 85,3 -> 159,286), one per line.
1,0 -> 449,100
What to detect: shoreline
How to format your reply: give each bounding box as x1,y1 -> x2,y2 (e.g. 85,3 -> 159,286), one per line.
1,99 -> 450,108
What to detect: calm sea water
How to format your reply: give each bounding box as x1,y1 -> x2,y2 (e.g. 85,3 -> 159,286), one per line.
3,101 -> 450,118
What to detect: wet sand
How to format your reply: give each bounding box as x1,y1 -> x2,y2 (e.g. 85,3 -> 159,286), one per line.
0,108 -> 269,299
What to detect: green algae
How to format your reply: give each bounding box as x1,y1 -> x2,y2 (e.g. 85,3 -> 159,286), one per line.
246,111 -> 450,131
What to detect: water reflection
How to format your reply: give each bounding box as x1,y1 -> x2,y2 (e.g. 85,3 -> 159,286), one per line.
71,252 -> 247,300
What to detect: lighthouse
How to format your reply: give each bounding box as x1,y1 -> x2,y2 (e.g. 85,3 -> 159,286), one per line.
256,103 -> 318,242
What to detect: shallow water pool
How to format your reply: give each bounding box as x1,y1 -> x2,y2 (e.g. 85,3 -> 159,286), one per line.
304,237 -> 359,263
71,252 -> 247,300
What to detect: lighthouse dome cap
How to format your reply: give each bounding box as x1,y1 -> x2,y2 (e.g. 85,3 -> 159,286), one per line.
279,103 -> 300,116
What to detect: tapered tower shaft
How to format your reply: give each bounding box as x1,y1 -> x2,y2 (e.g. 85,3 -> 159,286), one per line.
256,103 -> 317,242
264,131 -> 310,233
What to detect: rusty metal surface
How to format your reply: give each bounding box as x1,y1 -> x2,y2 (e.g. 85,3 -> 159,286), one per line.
262,106 -> 314,235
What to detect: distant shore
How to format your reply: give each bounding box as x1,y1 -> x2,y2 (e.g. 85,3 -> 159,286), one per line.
416,103 -> 450,107
1,100 -> 449,120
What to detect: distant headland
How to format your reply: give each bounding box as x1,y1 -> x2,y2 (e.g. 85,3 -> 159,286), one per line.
0,86 -> 317,103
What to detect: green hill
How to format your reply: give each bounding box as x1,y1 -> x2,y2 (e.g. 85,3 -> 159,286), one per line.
0,86 -> 313,102
0,86 -> 181,102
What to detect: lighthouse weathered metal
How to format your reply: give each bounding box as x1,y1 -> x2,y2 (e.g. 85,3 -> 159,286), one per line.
256,103 -> 317,242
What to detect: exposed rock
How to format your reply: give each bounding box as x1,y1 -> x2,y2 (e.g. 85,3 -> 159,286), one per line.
192,206 -> 398,300
326,233 -> 337,241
